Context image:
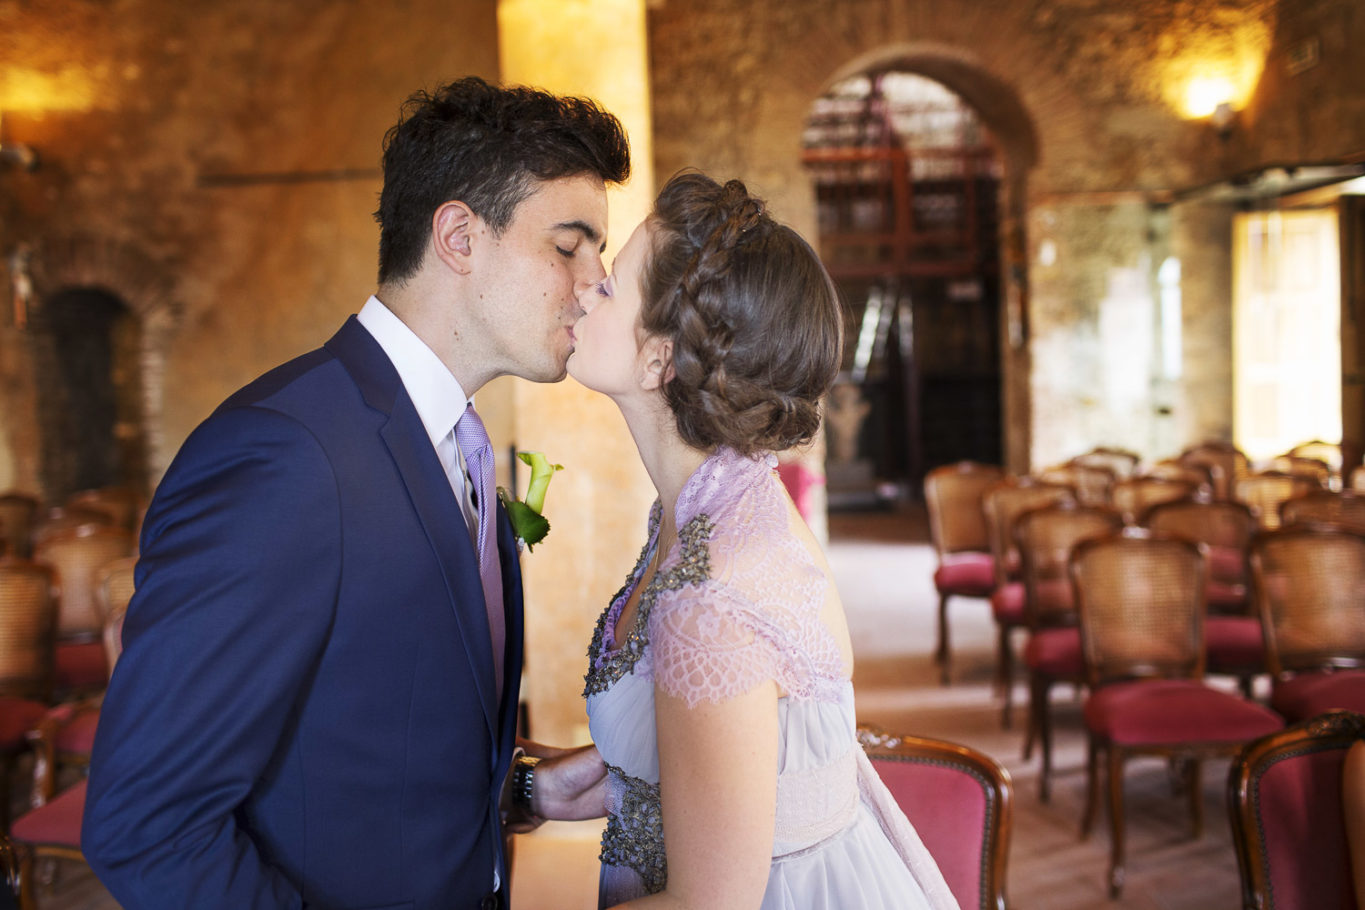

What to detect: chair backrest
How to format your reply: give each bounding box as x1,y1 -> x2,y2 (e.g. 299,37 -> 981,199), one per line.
1286,439 -> 1354,478
30,506 -> 115,550
982,478 -> 1075,587
1147,458 -> 1215,495
858,725 -> 1011,910
1071,529 -> 1207,686
925,462 -> 1005,558
32,525 -> 134,639
1353,466 -> 1365,493
1072,447 -> 1141,480
1272,455 -> 1334,490
0,558 -> 57,701
1014,502 -> 1124,628
1181,441 -> 1250,501
1238,472 -> 1323,529
1280,490 -> 1365,535
1144,498 -> 1258,589
65,486 -> 142,532
1228,710 -> 1365,910
1110,476 -> 1194,525
97,557 -> 137,678
0,494 -> 39,561
1039,462 -> 1115,507
1250,525 -> 1365,677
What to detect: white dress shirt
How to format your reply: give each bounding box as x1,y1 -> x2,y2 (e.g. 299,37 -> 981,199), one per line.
356,296 -> 479,543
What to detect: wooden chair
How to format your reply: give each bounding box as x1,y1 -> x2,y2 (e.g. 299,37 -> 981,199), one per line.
1110,476 -> 1194,526
1352,465 -> 1365,493
1014,501 -> 1123,801
1250,525 -> 1365,721
64,487 -> 141,533
1180,441 -> 1250,501
1070,529 -> 1283,898
32,525 -> 133,697
10,560 -> 134,909
1146,459 -> 1215,496
1072,447 -> 1141,481
26,558 -> 135,810
1270,454 -> 1333,490
27,508 -> 111,553
1228,710 -> 1365,910
1143,499 -> 1265,695
1287,439 -> 1363,487
0,498 -> 39,563
1039,461 -> 1115,507
924,462 -> 1005,685
1279,488 -> 1365,535
1236,471 -> 1322,530
0,560 -> 58,834
858,724 -> 1012,910
982,477 -> 1075,728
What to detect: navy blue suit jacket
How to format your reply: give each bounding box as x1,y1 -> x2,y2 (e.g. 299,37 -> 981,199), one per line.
83,317 -> 525,909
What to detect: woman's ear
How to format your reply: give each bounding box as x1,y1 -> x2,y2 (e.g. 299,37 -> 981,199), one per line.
640,336 -> 675,391
431,201 -> 476,274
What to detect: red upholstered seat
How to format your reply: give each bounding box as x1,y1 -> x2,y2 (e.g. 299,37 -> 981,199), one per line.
52,708 -> 99,755
10,779 -> 85,847
989,582 -> 1024,623
54,640 -> 109,692
1084,679 -> 1282,746
1269,669 -> 1365,721
0,697 -> 50,749
1205,615 -> 1265,669
1022,626 -> 1082,677
1206,544 -> 1246,584
933,552 -> 995,596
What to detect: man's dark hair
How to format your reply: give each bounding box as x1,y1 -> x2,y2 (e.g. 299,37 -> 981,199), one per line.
375,76 -> 631,285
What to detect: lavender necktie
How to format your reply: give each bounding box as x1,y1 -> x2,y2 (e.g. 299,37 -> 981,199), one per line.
454,404 -> 505,702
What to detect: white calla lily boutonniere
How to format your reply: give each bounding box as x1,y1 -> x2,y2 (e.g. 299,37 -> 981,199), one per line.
497,451 -> 563,552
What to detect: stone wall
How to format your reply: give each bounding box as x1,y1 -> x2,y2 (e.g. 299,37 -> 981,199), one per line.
647,0 -> 1365,470
0,0 -> 501,496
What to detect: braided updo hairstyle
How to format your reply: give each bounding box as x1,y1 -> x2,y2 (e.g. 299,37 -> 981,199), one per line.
642,172 -> 843,456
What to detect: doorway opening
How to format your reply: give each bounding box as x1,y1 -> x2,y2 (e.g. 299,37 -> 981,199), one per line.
803,70 -> 1003,509
32,287 -> 149,503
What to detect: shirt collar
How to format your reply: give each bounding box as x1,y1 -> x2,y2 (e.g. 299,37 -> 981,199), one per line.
356,295 -> 468,447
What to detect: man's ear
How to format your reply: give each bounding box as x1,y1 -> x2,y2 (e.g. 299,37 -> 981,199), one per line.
431,201 -> 477,275
640,336 -> 676,391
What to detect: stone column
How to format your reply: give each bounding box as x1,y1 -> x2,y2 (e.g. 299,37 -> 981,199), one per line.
495,0 -> 656,746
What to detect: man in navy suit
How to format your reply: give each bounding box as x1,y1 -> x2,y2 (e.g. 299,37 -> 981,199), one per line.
83,77 -> 630,909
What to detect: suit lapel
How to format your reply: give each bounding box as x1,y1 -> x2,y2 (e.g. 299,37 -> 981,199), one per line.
326,318 -> 499,746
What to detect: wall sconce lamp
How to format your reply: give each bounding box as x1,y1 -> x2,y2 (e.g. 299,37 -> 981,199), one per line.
1210,101 -> 1237,138
0,111 -> 38,171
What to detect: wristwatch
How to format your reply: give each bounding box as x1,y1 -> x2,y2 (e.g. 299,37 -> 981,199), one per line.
511,750 -> 542,816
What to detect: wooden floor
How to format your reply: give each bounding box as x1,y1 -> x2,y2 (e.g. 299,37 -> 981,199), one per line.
25,504 -> 1247,909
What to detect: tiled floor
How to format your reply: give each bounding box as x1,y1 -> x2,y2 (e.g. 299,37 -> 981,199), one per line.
26,504 -> 1246,909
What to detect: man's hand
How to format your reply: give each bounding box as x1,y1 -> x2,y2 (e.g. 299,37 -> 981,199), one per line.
502,742 -> 607,833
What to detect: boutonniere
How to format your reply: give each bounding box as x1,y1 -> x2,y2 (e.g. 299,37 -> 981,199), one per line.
497,451 -> 563,552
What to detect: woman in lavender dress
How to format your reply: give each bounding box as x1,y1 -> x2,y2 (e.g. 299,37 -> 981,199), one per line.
567,172 -> 957,910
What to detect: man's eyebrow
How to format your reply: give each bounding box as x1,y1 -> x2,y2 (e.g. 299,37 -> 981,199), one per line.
553,220 -> 606,253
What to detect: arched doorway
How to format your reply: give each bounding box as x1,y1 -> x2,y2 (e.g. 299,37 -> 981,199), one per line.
32,287 -> 149,502
804,69 -> 1006,508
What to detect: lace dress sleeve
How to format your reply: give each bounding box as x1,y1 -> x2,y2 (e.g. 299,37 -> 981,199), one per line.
649,576 -> 787,708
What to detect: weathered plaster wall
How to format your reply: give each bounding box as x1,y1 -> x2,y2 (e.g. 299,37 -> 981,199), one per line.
0,0 -> 501,496
648,0 -> 1362,470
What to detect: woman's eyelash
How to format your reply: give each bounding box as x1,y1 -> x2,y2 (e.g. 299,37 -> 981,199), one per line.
595,280 -> 611,297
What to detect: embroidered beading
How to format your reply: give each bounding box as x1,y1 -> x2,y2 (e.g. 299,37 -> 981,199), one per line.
599,763 -> 667,894
583,505 -> 715,697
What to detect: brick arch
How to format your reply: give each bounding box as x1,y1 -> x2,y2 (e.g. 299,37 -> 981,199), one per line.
792,43 -> 1038,472
23,234 -> 183,489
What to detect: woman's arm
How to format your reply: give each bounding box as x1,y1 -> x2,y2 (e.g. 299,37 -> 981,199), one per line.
612,679 -> 780,910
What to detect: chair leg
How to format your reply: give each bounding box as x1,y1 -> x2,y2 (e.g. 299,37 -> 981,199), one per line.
1237,673 -> 1254,700
935,593 -> 951,686
1187,757 -> 1204,839
0,753 -> 11,835
1080,734 -> 1099,838
1038,677 -> 1055,803
1107,745 -> 1127,899
1022,672 -> 1039,761
998,627 -> 1015,728
17,846 -> 34,910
